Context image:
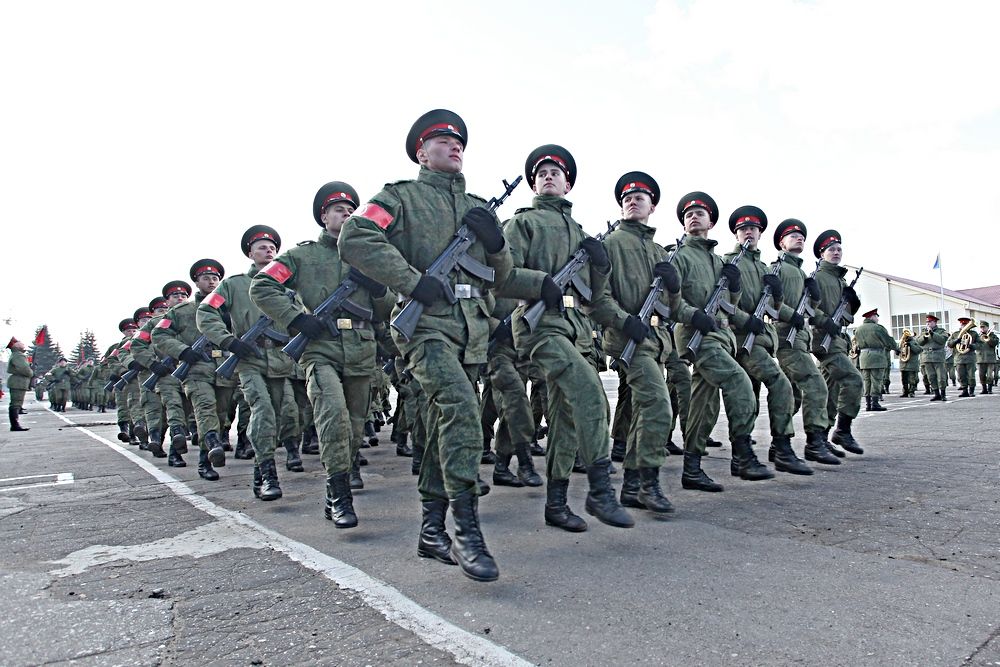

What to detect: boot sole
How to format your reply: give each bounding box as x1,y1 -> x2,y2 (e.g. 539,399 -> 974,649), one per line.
544,518 -> 588,533
774,464 -> 814,475
681,480 -> 724,492
804,455 -> 841,465
418,548 -> 458,565
457,566 -> 499,583
585,505 -> 635,528
492,477 -> 525,487
259,491 -> 282,501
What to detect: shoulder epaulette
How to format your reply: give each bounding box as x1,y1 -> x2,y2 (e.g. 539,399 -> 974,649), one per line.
468,193 -> 488,204
297,240 -> 316,246
386,179 -> 414,187
514,207 -> 535,215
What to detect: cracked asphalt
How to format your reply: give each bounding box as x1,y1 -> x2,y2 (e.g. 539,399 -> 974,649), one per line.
1,369 -> 998,666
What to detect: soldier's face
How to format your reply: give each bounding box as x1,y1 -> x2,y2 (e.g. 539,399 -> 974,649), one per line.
683,207 -> 712,236
249,240 -> 276,266
167,292 -> 186,306
736,225 -> 761,249
622,192 -> 654,222
417,135 -> 464,173
533,164 -> 570,196
196,273 -> 220,294
153,306 -> 168,317
927,320 -> 937,330
822,243 -> 842,265
13,341 -> 26,352
780,232 -> 805,254
137,317 -> 150,327
322,202 -> 356,239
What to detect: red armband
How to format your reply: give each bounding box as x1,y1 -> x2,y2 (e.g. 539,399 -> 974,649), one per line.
355,202 -> 394,230
204,292 -> 226,309
261,260 -> 293,284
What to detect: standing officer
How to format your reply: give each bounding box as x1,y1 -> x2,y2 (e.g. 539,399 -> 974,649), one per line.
339,110 -> 514,582
201,225 -> 300,501
976,321 -> 997,394
948,317 -> 979,397
589,171 -> 680,514
671,192 -> 770,491
916,315 -> 949,401
252,184 -> 394,519
810,230 -> 864,455
499,145 -> 635,531
152,260 -> 229,480
6,338 -> 32,431
854,308 -> 898,411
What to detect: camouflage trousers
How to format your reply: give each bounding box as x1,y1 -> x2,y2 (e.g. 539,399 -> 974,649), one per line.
922,361 -> 947,391
304,362 -> 368,476
956,362 -> 976,389
738,345 -> 794,438
287,378 -> 310,441
665,351 -> 691,445
817,352 -> 863,420
684,341 -> 756,455
485,349 -> 534,458
861,367 -> 886,398
140,383 -> 164,432
183,373 -> 233,450
614,353 -> 671,470
978,363 -> 996,387
479,374 -> 497,445
900,369 -> 919,392
8,389 -> 26,411
777,346 -> 829,434
238,370 -> 286,463
156,375 -> 189,430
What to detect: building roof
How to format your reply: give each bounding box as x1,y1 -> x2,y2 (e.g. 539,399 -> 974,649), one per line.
852,267 -> 1000,310
956,284 -> 1000,306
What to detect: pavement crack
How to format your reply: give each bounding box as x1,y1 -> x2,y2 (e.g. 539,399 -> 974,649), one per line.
963,622 -> 1000,665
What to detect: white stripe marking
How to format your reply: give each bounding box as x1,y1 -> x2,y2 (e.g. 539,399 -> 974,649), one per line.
46,410 -> 530,667
0,472 -> 74,492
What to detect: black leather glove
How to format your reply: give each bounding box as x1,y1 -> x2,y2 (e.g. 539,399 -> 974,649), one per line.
109,373 -> 122,384
788,312 -> 806,330
127,361 -> 142,372
721,264 -> 742,292
622,315 -> 651,343
409,275 -> 446,307
762,274 -> 783,301
463,208 -> 504,254
843,285 -> 861,313
813,317 -> 841,337
150,360 -> 171,377
226,338 -> 257,360
691,310 -> 717,334
179,347 -> 202,365
803,277 -> 821,301
540,276 -> 563,309
492,320 -> 513,344
580,237 -> 610,269
744,316 -> 766,335
653,261 -> 681,294
290,313 -> 326,339
347,267 -> 387,298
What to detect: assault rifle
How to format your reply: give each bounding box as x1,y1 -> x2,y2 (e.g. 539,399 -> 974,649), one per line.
785,262 -> 820,345
391,175 -> 522,341
282,279 -> 372,362
216,291 -> 294,379
684,239 -> 752,361
112,368 -> 140,391
171,335 -> 211,381
521,220 -> 620,332
741,253 -> 785,354
610,237 -> 685,372
141,355 -> 176,390
819,267 -> 863,353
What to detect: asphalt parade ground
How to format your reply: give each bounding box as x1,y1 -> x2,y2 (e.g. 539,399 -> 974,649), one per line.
2,372 -> 998,666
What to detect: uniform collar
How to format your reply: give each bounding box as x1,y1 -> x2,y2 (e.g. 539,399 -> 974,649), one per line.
320,231 -> 339,249
418,166 -> 467,193
819,260 -> 847,278
531,194 -> 573,214
248,263 -> 261,278
732,242 -> 761,260
686,234 -> 718,251
619,219 -> 656,239
781,252 -> 804,268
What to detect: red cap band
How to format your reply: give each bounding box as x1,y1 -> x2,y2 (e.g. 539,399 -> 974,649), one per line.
621,181 -> 653,197
193,265 -> 222,277
683,199 -> 710,213
418,123 -> 462,145
734,215 -> 761,227
532,155 -> 569,176
249,232 -> 277,245
781,225 -> 803,236
323,192 -> 357,209
818,235 -> 841,253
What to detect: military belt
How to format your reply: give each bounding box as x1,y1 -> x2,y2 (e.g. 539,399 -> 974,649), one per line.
861,347 -> 883,352
399,284 -> 482,304
335,319 -> 369,330
519,295 -> 578,309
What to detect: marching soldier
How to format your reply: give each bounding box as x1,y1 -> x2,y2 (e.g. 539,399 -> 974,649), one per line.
200,225 -> 300,501
252,183 -> 394,521
6,337 -> 32,431
854,308 -> 899,411
810,230 -> 865,456
589,171 -> 681,514
121,306 -> 153,449
152,260 -> 230,480
916,314 -> 949,401
499,144 -> 635,532
106,319 -> 139,441
947,317 -> 979,397
48,357 -> 72,412
976,321 -> 998,394
897,327 -> 923,397
129,296 -> 172,457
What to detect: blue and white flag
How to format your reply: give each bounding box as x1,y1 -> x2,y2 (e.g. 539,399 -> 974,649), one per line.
932,253 -> 940,270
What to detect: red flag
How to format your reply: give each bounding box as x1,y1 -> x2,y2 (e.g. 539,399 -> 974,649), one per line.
34,329 -> 46,346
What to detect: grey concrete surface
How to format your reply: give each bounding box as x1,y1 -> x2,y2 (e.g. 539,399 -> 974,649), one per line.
2,370 -> 998,666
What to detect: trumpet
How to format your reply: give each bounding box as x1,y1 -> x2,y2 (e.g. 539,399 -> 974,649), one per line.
899,328 -> 913,362
981,327 -> 995,342
955,318 -> 978,354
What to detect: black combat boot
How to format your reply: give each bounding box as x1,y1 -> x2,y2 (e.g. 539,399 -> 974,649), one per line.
411,442 -> 424,476
959,387 -> 968,397
831,413 -> 863,454
9,407 -> 29,431
492,453 -> 523,487
197,449 -> 220,481
258,459 -> 282,501
870,397 -> 887,412
147,429 -> 166,458
476,475 -> 490,496
204,431 -> 226,467
449,490 -> 499,582
514,443 -> 543,487
284,438 -> 304,472
324,472 -> 358,528
968,386 -> 975,397
584,458 -> 634,528
301,426 -> 320,455
252,464 -> 262,499
364,420 -> 379,446
619,468 -> 642,508
530,440 -> 546,456
167,443 -> 186,467
128,423 -> 140,446
481,436 -> 496,464
705,437 -> 723,448
864,396 -> 872,412
117,421 -> 130,443
940,387 -> 947,402
730,436 -> 775,481
803,431 -> 841,465
610,438 -> 626,462
234,432 -> 253,460
681,451 -> 724,492
220,432 -> 233,452
930,388 -> 942,402
395,431 -> 413,457
544,478 -> 587,532
665,440 -> 684,456
350,453 -> 364,490
169,425 -> 188,454
417,499 -> 456,565
771,436 -> 813,475
134,422 -> 149,449
572,453 -> 587,473
638,467 -> 675,514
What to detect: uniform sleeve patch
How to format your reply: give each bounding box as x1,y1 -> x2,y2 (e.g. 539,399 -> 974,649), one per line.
355,202 -> 394,230
122,341 -> 133,351
261,260 -> 293,284
111,349 -> 120,357
204,292 -> 226,309
135,330 -> 152,342
156,318 -> 173,329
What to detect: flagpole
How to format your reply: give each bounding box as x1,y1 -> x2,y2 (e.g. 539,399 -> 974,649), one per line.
937,252 -> 946,326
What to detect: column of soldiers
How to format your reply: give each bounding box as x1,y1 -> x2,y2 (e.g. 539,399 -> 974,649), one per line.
24,108 -> 998,587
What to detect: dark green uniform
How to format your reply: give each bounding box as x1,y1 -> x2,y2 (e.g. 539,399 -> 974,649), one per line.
7,346 -> 32,430
898,334 -> 923,396
854,316 -> 898,405
976,325 -> 998,393
810,261 -> 863,421
916,324 -> 949,397
947,323 -> 979,395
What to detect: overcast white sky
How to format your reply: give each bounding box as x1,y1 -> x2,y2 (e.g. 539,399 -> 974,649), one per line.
3,0 -> 998,359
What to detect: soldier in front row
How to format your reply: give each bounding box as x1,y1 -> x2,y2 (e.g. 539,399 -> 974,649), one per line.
976,321 -> 998,394
916,314 -> 949,401
854,308 -> 898,411
947,317 -> 979,397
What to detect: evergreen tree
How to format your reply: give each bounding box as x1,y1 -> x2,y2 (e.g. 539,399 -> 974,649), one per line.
28,325 -> 64,378
71,330 -> 100,366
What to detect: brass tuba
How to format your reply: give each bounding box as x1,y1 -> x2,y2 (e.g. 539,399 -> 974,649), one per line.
955,318 -> 978,354
899,328 -> 913,362
849,334 -> 860,359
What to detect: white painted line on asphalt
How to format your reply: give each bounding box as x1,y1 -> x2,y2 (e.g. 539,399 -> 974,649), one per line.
46,409 -> 530,667
0,472 -> 74,493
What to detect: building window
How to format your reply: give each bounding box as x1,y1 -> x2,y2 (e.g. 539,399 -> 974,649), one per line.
892,311 -> 950,339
